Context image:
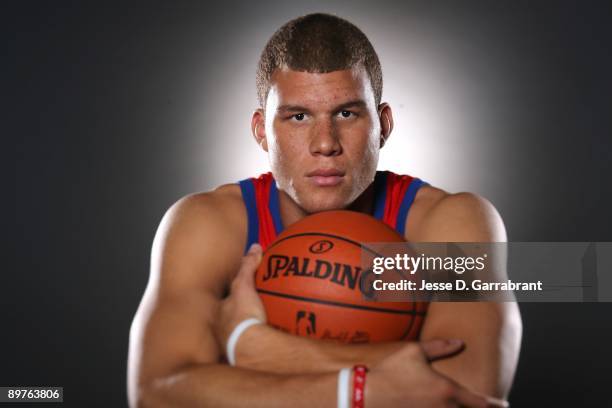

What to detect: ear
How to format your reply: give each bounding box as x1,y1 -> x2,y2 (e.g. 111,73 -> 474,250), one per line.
251,108 -> 268,152
378,103 -> 394,148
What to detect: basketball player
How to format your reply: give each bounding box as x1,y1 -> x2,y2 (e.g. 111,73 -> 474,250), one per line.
128,13 -> 521,407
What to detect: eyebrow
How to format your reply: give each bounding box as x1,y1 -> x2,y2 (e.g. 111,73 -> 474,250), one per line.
276,104 -> 310,114
276,99 -> 368,114
335,100 -> 368,111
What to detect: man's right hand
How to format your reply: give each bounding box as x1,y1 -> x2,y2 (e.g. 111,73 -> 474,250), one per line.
214,243 -> 267,356
367,340 -> 509,407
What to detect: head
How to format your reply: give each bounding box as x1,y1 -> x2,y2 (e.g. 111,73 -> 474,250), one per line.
252,13 -> 393,213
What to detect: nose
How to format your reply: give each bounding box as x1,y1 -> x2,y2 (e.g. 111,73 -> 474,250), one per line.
309,118 -> 342,157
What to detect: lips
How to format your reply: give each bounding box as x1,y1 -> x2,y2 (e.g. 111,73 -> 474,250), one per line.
306,168 -> 345,187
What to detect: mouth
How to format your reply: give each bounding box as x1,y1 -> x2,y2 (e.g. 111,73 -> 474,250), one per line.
306,168 -> 346,187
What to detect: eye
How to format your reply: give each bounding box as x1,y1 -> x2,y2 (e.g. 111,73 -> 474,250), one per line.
339,110 -> 353,118
293,113 -> 305,121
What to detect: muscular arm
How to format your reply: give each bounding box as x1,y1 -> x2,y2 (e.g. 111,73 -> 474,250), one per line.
414,192 -> 522,398
233,318 -> 405,374
128,193 -> 346,407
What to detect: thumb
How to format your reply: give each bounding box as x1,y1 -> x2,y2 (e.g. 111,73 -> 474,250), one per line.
236,243 -> 263,287
420,338 -> 465,362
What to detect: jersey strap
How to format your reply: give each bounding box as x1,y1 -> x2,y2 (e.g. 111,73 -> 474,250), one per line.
374,170 -> 428,237
238,172 -> 282,253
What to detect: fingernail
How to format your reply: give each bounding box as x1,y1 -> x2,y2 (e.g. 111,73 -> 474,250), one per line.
487,397 -> 509,408
446,338 -> 463,346
248,243 -> 262,254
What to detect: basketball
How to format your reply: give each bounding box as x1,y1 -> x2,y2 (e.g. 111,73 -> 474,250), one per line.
255,210 -> 427,343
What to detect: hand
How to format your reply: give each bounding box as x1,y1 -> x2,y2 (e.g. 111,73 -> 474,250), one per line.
214,244 -> 267,357
367,339 -> 509,408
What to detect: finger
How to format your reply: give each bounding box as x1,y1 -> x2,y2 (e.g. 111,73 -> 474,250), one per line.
421,338 -> 465,362
453,386 -> 509,408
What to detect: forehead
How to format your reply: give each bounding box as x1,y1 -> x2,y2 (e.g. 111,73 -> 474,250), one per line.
266,67 -> 374,110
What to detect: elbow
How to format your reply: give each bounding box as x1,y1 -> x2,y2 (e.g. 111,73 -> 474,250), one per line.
127,384 -> 146,408
499,303 -> 523,398
506,302 -> 523,365
128,382 -> 160,408
472,303 -> 523,399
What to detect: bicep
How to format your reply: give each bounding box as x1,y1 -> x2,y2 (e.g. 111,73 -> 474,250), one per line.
128,195 -> 243,394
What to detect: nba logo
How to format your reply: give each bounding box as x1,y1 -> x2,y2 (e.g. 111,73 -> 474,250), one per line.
296,311 -> 316,336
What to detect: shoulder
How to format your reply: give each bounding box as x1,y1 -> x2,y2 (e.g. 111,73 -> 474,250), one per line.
159,183 -> 245,242
167,183 -> 245,221
150,183 -> 247,296
407,185 -> 506,242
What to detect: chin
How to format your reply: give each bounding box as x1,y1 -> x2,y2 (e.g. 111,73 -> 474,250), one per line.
302,203 -> 345,214
297,192 -> 351,214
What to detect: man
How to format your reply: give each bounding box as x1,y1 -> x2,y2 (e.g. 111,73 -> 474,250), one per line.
128,13 -> 521,407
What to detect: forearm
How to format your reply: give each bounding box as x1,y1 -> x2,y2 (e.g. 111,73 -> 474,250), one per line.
424,302 -> 522,398
140,363 -> 338,408
236,324 -> 404,374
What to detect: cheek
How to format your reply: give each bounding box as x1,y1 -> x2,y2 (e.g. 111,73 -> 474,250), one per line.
268,125 -> 303,171
347,130 -> 380,182
267,140 -> 286,173
364,120 -> 382,158
344,125 -> 379,161
267,122 -> 286,160
343,116 -> 378,146
367,134 -> 380,158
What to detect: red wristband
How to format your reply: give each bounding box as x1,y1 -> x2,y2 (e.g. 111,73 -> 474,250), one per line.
352,365 -> 368,408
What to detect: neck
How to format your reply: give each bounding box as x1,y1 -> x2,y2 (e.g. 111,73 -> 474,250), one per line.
278,182 -> 376,228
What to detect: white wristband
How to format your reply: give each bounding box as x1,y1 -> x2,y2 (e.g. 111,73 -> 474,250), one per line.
337,368 -> 351,408
226,318 -> 262,366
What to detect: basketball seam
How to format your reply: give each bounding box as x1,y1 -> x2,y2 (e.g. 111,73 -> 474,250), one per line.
264,231 -> 398,257
257,288 -> 425,316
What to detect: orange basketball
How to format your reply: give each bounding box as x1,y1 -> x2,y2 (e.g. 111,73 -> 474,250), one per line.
255,210 -> 427,343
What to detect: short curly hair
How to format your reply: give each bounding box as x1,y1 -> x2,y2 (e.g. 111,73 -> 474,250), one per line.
256,13 -> 383,108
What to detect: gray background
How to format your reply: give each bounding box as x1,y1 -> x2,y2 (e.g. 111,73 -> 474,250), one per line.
7,1 -> 612,406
